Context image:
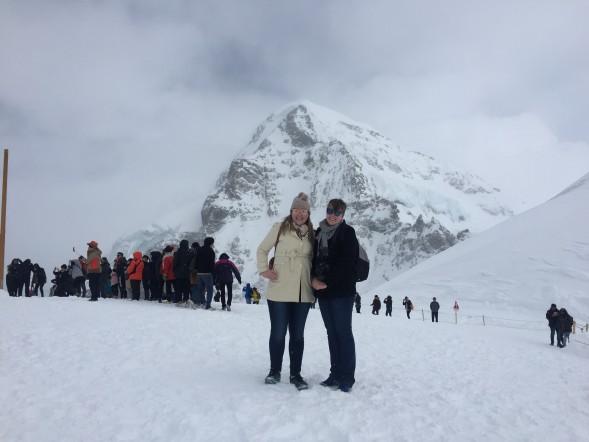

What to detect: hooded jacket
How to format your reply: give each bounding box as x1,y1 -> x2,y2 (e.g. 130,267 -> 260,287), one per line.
214,254 -> 242,285
126,251 -> 144,281
173,240 -> 192,279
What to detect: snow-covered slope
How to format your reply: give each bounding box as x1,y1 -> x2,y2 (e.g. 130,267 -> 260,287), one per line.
378,172 -> 589,318
1,295 -> 587,442
112,101 -> 512,286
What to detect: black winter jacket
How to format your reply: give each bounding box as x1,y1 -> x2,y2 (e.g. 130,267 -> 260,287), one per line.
430,301 -> 440,312
173,244 -> 192,279
195,246 -> 215,274
312,220 -> 359,298
546,307 -> 559,328
150,251 -> 163,282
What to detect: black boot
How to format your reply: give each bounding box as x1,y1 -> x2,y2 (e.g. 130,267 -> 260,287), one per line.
320,375 -> 339,388
290,374 -> 309,391
264,370 -> 281,384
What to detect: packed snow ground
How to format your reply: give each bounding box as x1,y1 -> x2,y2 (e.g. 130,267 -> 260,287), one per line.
1,295 -> 587,442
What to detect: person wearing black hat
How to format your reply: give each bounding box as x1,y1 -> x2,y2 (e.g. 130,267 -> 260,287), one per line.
430,297 -> 440,322
214,253 -> 242,311
545,304 -> 559,346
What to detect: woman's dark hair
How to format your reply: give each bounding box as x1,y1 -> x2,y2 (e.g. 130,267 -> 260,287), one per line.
327,198 -> 347,213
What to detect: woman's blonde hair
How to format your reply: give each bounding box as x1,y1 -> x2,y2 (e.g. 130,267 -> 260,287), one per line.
278,212 -> 314,243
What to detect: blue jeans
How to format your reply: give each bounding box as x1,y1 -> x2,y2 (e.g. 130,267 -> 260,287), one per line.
196,274 -> 214,307
318,296 -> 356,388
267,300 -> 311,376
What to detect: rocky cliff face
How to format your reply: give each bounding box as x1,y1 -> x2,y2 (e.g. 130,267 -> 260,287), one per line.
112,101 -> 512,288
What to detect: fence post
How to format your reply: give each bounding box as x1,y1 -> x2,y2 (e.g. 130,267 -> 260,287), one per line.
482,315 -> 486,326
572,321 -> 576,334
421,309 -> 425,321
454,310 -> 457,325
586,323 -> 588,333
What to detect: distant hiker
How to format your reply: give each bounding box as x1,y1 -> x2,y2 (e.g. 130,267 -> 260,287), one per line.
101,257 -> 112,298
430,297 -> 440,323
173,240 -> 192,305
252,286 -> 261,304
161,245 -> 176,302
258,192 -> 314,391
403,296 -> 413,319
354,292 -> 361,313
214,253 -> 242,311
86,241 -> 102,301
31,263 -> 47,297
188,242 -> 200,306
546,304 -> 559,346
195,237 -> 216,309
70,257 -> 86,297
556,308 -> 574,348
6,258 -> 21,296
242,283 -> 253,304
384,296 -> 393,316
453,300 -> 460,312
371,295 -> 381,315
126,251 -> 144,301
150,250 -> 164,302
141,255 -> 153,301
311,198 -> 359,393
110,270 -> 119,297
113,252 -> 128,299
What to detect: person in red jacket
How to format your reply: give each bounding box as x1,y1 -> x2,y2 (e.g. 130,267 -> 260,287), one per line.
161,245 -> 176,302
127,251 -> 144,301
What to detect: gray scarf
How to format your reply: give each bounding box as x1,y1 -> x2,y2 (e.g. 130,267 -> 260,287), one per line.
317,219 -> 340,257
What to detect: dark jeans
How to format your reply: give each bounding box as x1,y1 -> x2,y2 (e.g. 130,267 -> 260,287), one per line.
219,282 -> 233,307
33,283 -> 45,297
196,274 -> 214,307
130,280 -> 141,300
88,273 -> 101,300
406,310 -> 411,319
432,311 -> 439,322
142,280 -> 151,300
117,271 -> 127,297
165,280 -> 175,301
550,326 -> 557,345
175,278 -> 190,303
318,296 -> 356,388
151,280 -> 163,302
385,308 -> 392,316
74,276 -> 86,296
267,300 -> 311,376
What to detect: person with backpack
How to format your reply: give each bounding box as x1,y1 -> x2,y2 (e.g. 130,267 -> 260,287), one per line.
126,251 -> 144,301
545,304 -> 559,346
402,296 -> 413,319
371,295 -> 381,315
195,237 -> 216,309
556,308 -> 574,348
86,241 -> 102,301
113,252 -> 128,299
252,286 -> 261,304
242,283 -> 253,304
311,198 -> 360,393
214,253 -> 242,311
173,240 -> 192,305
354,292 -> 361,313
430,297 -> 440,322
257,192 -> 315,391
31,263 -> 47,297
384,296 -> 393,316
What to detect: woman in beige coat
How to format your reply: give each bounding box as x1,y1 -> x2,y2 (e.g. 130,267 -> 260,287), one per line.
257,192 -> 314,390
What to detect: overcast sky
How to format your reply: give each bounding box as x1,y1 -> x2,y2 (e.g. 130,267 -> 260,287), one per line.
1,0 -> 588,270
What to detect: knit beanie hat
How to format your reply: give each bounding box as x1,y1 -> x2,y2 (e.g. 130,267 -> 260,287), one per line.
291,192 -> 310,211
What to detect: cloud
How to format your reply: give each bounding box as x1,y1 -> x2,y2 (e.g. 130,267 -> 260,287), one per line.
1,0 -> 588,269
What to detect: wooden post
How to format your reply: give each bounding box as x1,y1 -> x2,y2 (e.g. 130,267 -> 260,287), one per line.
585,323 -> 588,333
454,310 -> 457,324
0,149 -> 8,290
572,321 -> 576,334
421,309 -> 425,321
482,315 -> 486,326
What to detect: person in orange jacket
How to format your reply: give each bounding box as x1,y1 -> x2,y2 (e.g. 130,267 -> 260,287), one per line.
126,251 -> 144,301
161,245 -> 176,302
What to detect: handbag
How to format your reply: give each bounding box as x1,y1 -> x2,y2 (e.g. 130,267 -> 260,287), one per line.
268,229 -> 282,270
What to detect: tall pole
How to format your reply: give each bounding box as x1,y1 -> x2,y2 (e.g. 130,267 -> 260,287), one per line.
0,149 -> 8,290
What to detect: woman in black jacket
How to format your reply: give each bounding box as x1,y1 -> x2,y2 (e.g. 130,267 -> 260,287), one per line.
311,198 -> 359,392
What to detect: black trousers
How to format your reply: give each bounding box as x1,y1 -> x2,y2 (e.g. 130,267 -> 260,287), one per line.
117,271 -> 127,297
130,280 -> 141,300
385,308 -> 392,316
175,278 -> 190,303
150,280 -> 163,302
165,280 -> 175,301
406,310 -> 411,319
431,311 -> 439,322
219,282 -> 233,307
142,280 -> 151,300
550,326 -> 557,345
88,273 -> 101,300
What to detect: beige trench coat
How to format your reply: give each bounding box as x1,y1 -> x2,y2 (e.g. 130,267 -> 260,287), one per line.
256,222 -> 314,303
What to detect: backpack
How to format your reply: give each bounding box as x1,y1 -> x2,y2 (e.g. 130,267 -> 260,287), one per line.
356,243 -> 370,282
